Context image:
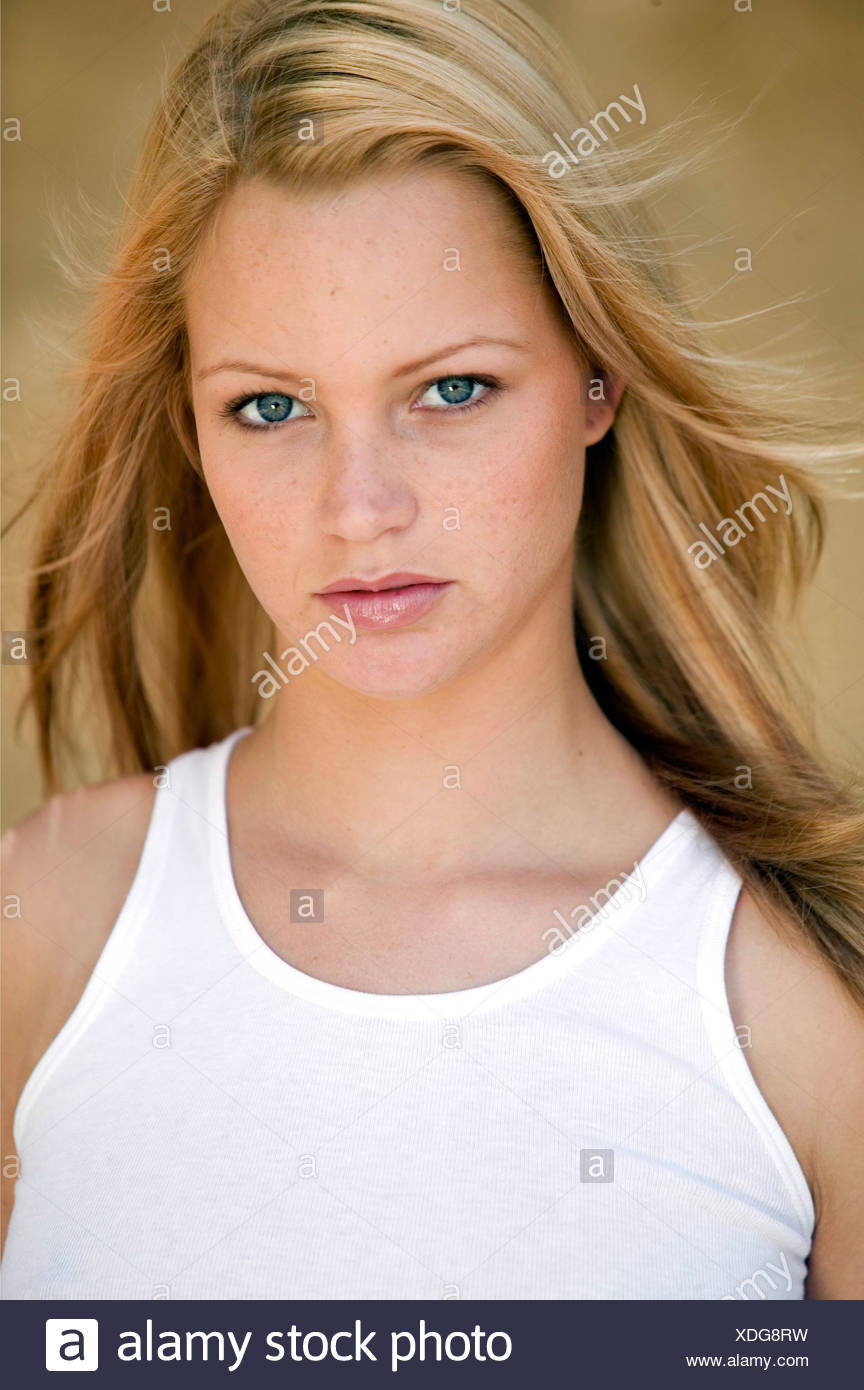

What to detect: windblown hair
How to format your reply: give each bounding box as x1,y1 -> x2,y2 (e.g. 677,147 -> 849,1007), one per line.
12,0 -> 864,1004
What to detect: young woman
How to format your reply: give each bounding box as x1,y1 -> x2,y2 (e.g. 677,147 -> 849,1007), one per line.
2,0 -> 863,1301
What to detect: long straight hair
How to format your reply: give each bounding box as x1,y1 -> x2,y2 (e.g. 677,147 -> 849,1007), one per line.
12,0 -> 864,1005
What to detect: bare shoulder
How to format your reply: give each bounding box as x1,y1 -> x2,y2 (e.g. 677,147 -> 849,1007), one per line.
1,772 -> 156,1252
2,771 -> 158,1061
726,884 -> 864,1298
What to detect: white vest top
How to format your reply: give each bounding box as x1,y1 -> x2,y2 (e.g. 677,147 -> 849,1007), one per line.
2,728 -> 814,1300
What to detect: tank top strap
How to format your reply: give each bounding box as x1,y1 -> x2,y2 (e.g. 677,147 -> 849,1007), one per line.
10,729 -> 251,1155
86,734 -> 232,940
161,725 -> 252,844
200,725 -> 253,841
601,805 -> 744,1011
134,726 -> 254,925
615,805 -> 742,958
689,818 -> 816,1234
122,733 -> 224,906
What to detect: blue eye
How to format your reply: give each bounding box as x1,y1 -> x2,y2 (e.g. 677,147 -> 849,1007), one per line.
418,375 -> 497,411
222,392 -> 311,429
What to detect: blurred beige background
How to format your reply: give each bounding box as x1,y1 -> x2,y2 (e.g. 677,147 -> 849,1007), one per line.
3,0 -> 863,828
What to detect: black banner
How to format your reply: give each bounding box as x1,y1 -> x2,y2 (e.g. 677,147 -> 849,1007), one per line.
1,1298 -> 858,1386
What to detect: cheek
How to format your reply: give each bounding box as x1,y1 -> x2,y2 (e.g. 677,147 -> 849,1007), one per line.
199,446 -> 312,598
197,414 -> 293,527
457,412 -> 585,564
207,473 -> 268,553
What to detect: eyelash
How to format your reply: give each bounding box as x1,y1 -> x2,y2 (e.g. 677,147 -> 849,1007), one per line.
218,374 -> 502,432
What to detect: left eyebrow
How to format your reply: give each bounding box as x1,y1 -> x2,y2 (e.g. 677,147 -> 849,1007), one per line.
195,335 -> 528,383
390,335 -> 528,378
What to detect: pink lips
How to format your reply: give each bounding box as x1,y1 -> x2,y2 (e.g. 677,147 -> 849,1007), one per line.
315,572 -> 453,630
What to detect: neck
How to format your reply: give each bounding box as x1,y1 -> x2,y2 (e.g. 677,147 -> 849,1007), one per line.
242,587 -> 663,882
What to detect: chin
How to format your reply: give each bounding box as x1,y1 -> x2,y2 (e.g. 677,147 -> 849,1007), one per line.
328,639 -> 462,701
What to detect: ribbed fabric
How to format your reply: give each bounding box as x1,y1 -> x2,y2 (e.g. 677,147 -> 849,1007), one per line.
2,728 -> 814,1300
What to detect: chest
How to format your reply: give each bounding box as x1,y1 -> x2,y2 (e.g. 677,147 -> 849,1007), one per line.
224,840 -> 820,1214
7,966 -> 811,1301
227,851 -> 614,994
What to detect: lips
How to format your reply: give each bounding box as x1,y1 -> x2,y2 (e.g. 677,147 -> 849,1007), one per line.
316,572 -> 444,595
314,574 -> 453,630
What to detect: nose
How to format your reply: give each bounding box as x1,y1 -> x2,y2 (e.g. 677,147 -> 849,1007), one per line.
316,426 -> 419,543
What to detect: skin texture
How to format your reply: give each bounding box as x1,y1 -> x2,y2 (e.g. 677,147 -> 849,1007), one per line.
2,168 -> 862,1297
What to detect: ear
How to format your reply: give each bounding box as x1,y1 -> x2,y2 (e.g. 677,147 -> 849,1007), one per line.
584,368 -> 625,446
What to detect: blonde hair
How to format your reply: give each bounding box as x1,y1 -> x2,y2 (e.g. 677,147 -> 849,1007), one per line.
12,0 -> 864,1004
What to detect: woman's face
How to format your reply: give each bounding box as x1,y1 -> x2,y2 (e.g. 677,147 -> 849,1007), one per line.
184,168 -> 618,699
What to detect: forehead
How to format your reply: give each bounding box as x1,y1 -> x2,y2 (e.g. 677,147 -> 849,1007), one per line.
182,168 -> 551,366
188,165 -> 538,277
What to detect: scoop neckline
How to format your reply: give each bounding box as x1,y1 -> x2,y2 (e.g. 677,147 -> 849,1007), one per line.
208,726 -> 700,1020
